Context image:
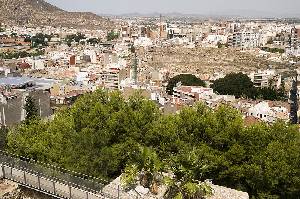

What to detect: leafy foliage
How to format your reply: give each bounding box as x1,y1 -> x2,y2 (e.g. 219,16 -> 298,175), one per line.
107,30 -> 119,41
261,47 -> 285,54
0,126 -> 8,150
0,50 -> 44,59
87,38 -> 101,45
30,33 -> 52,47
166,74 -> 206,95
24,96 -> 39,121
211,73 -> 286,100
6,90 -> 300,198
65,33 -> 86,46
122,147 -> 164,194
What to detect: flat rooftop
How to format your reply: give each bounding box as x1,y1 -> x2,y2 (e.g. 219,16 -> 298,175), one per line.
0,77 -> 58,89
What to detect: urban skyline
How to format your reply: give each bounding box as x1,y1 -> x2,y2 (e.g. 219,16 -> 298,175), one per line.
46,0 -> 300,17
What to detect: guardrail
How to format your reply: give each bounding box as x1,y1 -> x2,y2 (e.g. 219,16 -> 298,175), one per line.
0,151 -> 153,199
0,151 -> 110,199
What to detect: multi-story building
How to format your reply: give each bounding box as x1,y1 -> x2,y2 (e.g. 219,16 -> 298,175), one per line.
101,68 -> 120,90
228,31 -> 262,49
250,70 -> 276,88
287,25 -> 300,56
0,79 -> 52,126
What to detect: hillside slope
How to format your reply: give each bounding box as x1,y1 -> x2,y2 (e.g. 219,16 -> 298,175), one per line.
0,0 -> 113,29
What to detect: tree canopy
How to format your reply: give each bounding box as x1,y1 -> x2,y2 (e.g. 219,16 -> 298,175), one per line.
0,126 -> 8,150
107,30 -> 119,41
0,50 -> 44,59
65,33 -> 86,46
261,47 -> 285,54
166,74 -> 206,95
5,90 -> 300,198
211,73 -> 286,100
30,33 -> 52,47
24,96 -> 39,121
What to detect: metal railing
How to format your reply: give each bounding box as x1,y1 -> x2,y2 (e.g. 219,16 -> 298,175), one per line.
0,150 -> 157,199
0,150 -> 108,199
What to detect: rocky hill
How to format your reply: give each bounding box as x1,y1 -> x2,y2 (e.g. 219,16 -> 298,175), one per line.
0,0 -> 114,29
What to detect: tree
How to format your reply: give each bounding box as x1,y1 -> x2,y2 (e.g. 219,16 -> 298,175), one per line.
107,30 -> 119,41
24,96 -> 39,121
166,74 -> 206,95
121,147 -> 163,194
0,126 -> 8,150
211,73 -> 285,100
211,73 -> 254,98
65,33 -> 86,45
6,90 -> 300,198
87,38 -> 100,45
31,33 -> 52,48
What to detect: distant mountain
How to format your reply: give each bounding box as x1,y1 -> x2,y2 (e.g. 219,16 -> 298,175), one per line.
0,0 -> 114,29
111,10 -> 300,19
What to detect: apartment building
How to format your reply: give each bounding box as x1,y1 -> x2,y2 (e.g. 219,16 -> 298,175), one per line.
228,31 -> 262,49
287,25 -> 300,56
250,70 -> 276,88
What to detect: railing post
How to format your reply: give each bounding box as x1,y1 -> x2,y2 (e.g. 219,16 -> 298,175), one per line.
1,165 -> 5,179
118,185 -> 120,199
69,184 -> 72,199
37,175 -> 41,189
53,181 -> 56,194
24,171 -> 27,184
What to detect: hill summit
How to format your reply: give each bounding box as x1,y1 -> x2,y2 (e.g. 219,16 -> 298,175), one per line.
0,0 -> 113,29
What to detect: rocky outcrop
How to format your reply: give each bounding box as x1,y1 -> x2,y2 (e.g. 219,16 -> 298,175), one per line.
206,182 -> 249,199
0,179 -> 54,199
0,179 -> 19,199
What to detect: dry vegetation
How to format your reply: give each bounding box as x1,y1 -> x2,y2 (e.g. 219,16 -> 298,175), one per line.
137,47 -> 286,75
0,0 -> 114,29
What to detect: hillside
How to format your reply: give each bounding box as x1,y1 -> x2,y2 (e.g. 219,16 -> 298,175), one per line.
0,0 -> 114,29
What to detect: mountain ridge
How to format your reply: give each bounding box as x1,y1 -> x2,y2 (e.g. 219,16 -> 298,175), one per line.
0,0 -> 114,29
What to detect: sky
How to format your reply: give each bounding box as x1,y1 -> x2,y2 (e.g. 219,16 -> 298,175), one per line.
45,0 -> 300,17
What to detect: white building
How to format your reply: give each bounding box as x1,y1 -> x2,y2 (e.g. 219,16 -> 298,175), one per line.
248,101 -> 289,123
249,69 -> 276,88
229,31 -> 262,49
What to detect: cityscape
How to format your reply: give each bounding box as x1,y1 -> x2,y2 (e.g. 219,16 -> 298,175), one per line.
0,0 -> 300,199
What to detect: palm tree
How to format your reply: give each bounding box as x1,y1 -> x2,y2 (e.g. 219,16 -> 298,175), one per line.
121,146 -> 163,194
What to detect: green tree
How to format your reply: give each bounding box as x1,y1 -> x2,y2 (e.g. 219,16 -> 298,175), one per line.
24,96 -> 39,121
121,147 -> 163,194
31,33 -> 52,48
211,72 -> 254,98
166,74 -> 206,95
107,30 -> 119,41
211,73 -> 285,100
65,33 -> 86,45
87,38 -> 100,45
6,90 -> 300,198
0,126 -> 8,150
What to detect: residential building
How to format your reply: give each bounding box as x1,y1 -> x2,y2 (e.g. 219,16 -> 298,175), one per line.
250,70 -> 276,88
229,31 -> 262,49
287,25 -> 300,56
100,67 -> 121,90
247,101 -> 289,123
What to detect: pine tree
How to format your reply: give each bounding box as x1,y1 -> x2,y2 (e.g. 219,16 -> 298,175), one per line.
24,96 -> 39,121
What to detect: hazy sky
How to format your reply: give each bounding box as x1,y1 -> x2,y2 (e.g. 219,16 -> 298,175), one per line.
45,0 -> 300,16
